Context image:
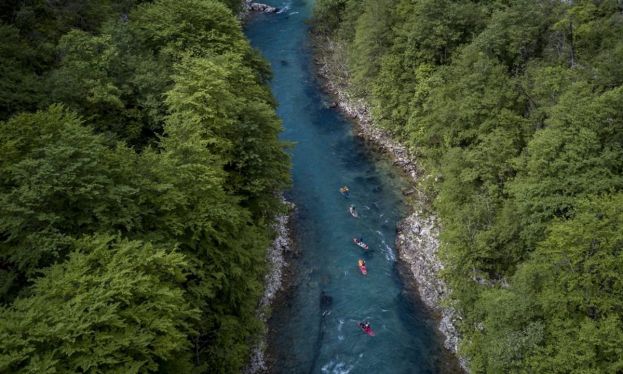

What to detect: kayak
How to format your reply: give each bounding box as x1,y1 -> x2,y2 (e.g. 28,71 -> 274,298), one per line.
353,238 -> 369,250
349,206 -> 358,218
358,259 -> 367,275
358,323 -> 375,336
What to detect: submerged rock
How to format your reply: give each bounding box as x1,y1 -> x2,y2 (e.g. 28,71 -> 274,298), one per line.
320,291 -> 333,308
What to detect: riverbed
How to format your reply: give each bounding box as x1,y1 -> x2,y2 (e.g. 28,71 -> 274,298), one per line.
245,1 -> 456,372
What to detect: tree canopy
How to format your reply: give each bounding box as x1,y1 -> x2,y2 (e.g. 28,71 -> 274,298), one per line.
0,0 -> 290,371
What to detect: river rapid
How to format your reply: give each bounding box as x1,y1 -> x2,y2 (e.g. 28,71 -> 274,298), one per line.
245,1 -> 456,373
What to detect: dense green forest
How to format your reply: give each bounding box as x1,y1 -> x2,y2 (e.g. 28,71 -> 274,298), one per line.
0,0 -> 289,372
314,0 -> 623,372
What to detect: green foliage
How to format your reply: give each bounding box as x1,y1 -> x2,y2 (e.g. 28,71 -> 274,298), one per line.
3,0 -> 272,146
509,84 -> 623,249
47,30 -> 132,140
348,0 -> 395,91
0,24 -> 41,120
129,0 -> 246,60
315,0 -> 623,371
0,106 -> 140,282
0,0 -> 290,372
0,235 -> 198,373
473,195 -> 623,373
165,54 -> 290,217
313,0 -> 349,35
472,0 -> 554,68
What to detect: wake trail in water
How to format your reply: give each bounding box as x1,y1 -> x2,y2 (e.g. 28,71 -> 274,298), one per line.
276,0 -> 291,13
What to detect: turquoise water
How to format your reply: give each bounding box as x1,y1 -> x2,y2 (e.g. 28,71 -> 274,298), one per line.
245,1 -> 454,373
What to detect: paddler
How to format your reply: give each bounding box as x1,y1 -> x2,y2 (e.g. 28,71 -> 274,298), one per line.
359,321 -> 371,332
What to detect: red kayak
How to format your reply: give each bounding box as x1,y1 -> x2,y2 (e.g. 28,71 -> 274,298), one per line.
358,259 -> 367,275
358,323 -> 375,336
353,238 -> 369,250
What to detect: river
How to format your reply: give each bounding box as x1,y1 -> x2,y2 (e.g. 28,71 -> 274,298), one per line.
245,1 -> 454,373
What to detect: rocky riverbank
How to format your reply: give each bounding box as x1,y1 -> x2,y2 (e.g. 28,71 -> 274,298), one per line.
312,34 -> 468,372
245,201 -> 295,374
397,214 -> 467,370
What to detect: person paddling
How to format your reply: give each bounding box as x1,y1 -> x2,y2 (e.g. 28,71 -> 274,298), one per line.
359,321 -> 374,335
353,237 -> 369,250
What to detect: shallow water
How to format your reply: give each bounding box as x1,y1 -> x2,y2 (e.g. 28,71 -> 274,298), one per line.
245,1 -> 453,373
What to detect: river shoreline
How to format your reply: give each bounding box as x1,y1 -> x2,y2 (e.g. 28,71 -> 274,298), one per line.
311,32 -> 468,372
243,8 -> 463,371
245,200 -> 296,374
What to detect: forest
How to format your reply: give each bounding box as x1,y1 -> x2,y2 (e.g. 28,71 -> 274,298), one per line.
0,0 -> 290,372
314,0 -> 623,372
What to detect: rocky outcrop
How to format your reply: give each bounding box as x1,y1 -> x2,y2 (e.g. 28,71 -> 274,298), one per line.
397,214 -> 444,308
243,0 -> 279,13
397,213 -> 467,370
245,201 -> 294,374
314,35 -> 468,371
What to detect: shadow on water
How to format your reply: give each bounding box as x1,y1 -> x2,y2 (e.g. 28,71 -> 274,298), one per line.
308,291 -> 334,374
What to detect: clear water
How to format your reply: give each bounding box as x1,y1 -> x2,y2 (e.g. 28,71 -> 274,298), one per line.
245,1 -> 455,373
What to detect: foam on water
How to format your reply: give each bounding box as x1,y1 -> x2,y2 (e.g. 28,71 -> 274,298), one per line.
379,238 -> 396,262
321,360 -> 354,374
276,0 -> 291,13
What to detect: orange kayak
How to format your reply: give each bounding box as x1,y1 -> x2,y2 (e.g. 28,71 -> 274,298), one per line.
358,259 -> 367,275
